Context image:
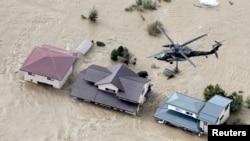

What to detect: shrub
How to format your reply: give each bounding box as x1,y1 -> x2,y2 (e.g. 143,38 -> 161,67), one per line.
117,46 -> 124,56
121,47 -> 133,65
89,7 -> 98,22
227,92 -> 243,113
111,49 -> 119,61
246,96 -> 250,108
203,84 -> 243,113
163,0 -> 171,2
147,20 -> 163,36
136,0 -> 143,6
230,118 -> 245,125
125,0 -> 157,12
96,41 -> 105,47
203,84 -> 226,101
111,46 -> 136,65
138,71 -> 148,78
142,0 -> 157,10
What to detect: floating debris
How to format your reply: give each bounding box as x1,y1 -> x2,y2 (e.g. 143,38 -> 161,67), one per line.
199,0 -> 219,7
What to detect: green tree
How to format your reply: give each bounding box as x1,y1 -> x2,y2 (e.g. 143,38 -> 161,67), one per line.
227,92 -> 243,113
203,84 -> 226,101
111,49 -> 119,61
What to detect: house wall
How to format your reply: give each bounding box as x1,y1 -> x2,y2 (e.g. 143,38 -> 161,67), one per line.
23,66 -> 73,89
199,121 -> 208,134
168,105 -> 198,119
199,104 -> 231,134
138,82 -> 150,104
98,83 -> 118,93
218,104 -> 230,124
58,66 -> 73,89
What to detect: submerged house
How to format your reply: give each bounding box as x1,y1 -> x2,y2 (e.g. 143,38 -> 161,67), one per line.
20,45 -> 77,89
154,92 -> 232,135
71,64 -> 152,115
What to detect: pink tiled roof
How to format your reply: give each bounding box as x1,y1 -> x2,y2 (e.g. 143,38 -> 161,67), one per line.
20,45 -> 77,80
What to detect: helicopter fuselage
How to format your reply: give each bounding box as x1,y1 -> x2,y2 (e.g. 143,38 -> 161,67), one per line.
154,44 -> 221,63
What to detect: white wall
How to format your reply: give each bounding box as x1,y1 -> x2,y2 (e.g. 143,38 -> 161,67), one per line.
199,121 -> 208,134
23,66 -> 73,89
168,105 -> 198,119
58,66 -> 73,89
199,104 -> 231,134
138,82 -> 150,104
217,104 -> 230,124
98,83 -> 118,93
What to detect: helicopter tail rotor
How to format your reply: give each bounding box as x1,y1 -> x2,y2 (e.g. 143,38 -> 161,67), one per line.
212,40 -> 224,58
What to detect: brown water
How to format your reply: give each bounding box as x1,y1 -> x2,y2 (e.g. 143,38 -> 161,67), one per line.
0,0 -> 250,141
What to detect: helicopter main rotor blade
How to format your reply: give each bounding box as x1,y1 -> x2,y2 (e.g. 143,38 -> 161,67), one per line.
157,25 -> 175,45
178,50 -> 196,68
147,50 -> 166,58
181,34 -> 207,47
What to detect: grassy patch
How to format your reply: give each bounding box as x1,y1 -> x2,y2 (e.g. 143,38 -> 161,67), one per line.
125,0 -> 157,12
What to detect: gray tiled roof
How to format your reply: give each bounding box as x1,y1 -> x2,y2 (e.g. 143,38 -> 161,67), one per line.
166,92 -> 205,114
84,64 -> 149,102
95,64 -> 139,91
70,64 -> 150,114
116,76 -> 147,103
83,65 -> 111,83
95,91 -> 139,113
71,70 -> 98,101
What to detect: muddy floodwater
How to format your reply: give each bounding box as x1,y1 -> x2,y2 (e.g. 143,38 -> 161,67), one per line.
1,0 -> 250,141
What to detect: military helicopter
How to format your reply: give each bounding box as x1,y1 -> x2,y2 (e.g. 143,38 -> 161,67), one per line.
148,25 -> 223,72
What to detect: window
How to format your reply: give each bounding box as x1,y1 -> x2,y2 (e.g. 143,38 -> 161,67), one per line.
47,77 -> 54,81
225,104 -> 229,110
186,111 -> 193,116
220,115 -> 224,121
105,88 -> 116,93
28,72 -> 35,76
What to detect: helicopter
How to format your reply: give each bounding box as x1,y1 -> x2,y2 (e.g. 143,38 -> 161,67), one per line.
148,25 -> 223,71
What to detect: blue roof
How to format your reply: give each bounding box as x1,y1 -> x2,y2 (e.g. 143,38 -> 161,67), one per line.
166,92 -> 205,114
154,94 -> 233,133
208,95 -> 233,107
154,102 -> 202,133
198,95 -> 232,124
